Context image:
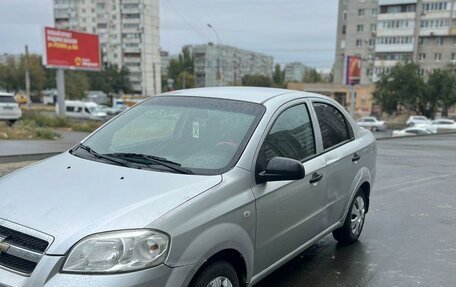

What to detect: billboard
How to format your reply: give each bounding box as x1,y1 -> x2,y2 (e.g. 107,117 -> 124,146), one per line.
346,56 -> 361,86
44,27 -> 101,71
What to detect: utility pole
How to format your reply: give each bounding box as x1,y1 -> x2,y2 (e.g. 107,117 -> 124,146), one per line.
24,45 -> 31,108
56,69 -> 66,117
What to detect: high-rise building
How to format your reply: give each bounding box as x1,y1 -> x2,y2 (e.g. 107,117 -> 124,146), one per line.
191,44 -> 273,87
283,62 -> 312,83
53,0 -> 161,95
334,0 -> 456,85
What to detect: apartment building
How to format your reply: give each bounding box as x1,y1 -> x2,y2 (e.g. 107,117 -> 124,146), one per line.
53,0 -> 161,95
335,0 -> 456,84
283,62 -> 312,82
191,44 -> 273,87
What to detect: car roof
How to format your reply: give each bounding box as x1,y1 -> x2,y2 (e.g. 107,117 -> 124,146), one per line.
159,87 -> 320,104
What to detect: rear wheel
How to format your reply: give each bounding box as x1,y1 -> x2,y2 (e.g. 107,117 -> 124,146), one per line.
371,126 -> 378,132
191,261 -> 240,287
6,120 -> 16,127
333,191 -> 366,244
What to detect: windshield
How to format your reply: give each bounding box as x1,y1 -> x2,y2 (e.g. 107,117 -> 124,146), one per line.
0,96 -> 17,103
88,106 -> 103,114
79,96 -> 265,174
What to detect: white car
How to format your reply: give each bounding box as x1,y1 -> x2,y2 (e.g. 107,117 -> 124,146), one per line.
392,127 -> 434,137
0,91 -> 22,125
406,115 -> 431,127
357,117 -> 386,131
429,119 -> 456,132
56,101 -> 107,120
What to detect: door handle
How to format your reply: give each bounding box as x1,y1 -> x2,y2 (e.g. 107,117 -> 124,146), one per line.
352,153 -> 361,162
309,172 -> 323,184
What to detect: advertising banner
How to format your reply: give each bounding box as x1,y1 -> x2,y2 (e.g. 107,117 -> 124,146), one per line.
346,56 -> 361,86
44,27 -> 100,71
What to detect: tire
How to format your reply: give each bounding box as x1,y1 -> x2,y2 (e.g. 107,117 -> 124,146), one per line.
191,261 -> 240,287
6,120 -> 16,127
371,126 -> 378,132
333,190 -> 367,244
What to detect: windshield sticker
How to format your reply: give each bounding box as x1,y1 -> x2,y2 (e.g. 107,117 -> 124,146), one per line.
193,122 -> 200,138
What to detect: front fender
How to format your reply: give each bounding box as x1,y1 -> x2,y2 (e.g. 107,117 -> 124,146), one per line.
171,223 -> 254,286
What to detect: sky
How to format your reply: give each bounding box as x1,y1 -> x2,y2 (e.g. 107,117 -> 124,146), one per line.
0,0 -> 339,70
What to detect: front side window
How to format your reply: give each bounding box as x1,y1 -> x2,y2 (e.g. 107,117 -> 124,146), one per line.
80,96 -> 265,174
257,104 -> 315,172
313,102 -> 353,150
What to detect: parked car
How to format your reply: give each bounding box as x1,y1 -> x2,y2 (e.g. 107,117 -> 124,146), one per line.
429,118 -> 456,132
0,87 -> 377,287
392,127 -> 434,137
0,91 -> 22,125
56,100 -> 107,120
406,115 -> 431,127
356,116 -> 386,131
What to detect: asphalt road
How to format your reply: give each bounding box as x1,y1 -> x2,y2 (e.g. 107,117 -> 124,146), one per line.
1,134 -> 455,286
256,134 -> 456,287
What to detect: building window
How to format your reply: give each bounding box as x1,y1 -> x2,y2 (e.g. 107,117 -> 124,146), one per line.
437,37 -> 444,45
357,24 -> 364,32
435,53 -> 442,61
419,38 -> 424,45
342,25 -> 346,34
369,38 -> 375,47
372,8 -> 378,16
370,24 -> 377,32
419,53 -> 426,61
356,39 -> 363,47
358,9 -> 365,16
452,53 -> 456,61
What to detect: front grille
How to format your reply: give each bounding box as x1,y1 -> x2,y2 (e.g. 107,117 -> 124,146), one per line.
0,253 -> 37,274
0,226 -> 48,253
0,222 -> 51,275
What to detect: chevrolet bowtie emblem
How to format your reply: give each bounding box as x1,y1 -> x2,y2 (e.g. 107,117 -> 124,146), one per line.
0,236 -> 10,253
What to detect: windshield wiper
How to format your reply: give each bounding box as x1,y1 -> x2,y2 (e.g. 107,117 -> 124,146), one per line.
73,143 -> 133,168
104,153 -> 193,175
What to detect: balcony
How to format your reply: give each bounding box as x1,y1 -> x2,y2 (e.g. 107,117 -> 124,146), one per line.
376,43 -> 414,53
379,0 -> 416,4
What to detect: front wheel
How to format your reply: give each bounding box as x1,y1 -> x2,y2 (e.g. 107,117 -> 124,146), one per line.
191,261 -> 240,287
333,191 -> 366,244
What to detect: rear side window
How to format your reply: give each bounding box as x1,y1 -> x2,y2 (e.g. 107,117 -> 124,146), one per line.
313,102 -> 353,150
0,96 -> 16,103
257,104 -> 315,171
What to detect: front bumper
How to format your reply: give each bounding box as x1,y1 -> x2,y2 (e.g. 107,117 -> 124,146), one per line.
0,255 -> 194,287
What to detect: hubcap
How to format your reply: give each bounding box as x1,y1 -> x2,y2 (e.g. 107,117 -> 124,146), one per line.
207,276 -> 233,287
350,196 -> 365,236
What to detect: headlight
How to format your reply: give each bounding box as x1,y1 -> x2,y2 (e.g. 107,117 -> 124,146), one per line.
62,229 -> 169,273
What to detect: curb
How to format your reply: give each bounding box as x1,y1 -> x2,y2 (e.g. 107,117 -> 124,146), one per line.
0,152 -> 62,164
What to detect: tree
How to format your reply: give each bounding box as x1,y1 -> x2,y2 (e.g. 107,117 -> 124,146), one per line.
303,69 -> 322,83
65,71 -> 90,99
86,64 -> 132,94
166,47 -> 194,90
241,74 -> 272,87
374,62 -> 434,117
272,64 -> 284,87
428,70 -> 456,117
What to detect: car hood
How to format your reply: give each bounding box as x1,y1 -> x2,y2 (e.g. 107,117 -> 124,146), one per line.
0,153 -> 222,255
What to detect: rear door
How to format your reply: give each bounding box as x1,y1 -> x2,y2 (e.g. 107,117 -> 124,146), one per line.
252,100 -> 328,274
310,99 -> 361,224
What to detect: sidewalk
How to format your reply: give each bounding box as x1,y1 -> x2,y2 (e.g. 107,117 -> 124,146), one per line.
0,131 -> 89,156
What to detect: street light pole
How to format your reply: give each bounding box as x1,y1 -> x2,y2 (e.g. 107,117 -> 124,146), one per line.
207,24 -> 221,86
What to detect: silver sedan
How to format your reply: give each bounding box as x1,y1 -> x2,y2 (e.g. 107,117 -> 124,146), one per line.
0,87 -> 376,287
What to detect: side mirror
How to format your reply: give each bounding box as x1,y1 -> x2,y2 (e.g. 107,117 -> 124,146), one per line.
257,157 -> 305,183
